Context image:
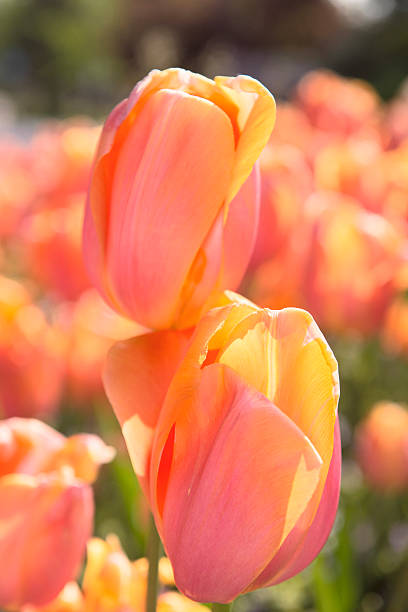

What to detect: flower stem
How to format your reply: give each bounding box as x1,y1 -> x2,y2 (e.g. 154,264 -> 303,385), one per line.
146,514 -> 161,612
211,604 -> 232,611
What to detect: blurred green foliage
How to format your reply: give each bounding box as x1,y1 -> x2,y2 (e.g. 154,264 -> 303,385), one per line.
0,0 -> 407,118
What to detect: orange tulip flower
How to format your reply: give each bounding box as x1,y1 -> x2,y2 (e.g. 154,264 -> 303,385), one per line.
296,70 -> 381,137
22,582 -> 84,612
21,200 -> 90,301
56,289 -> 144,402
249,142 -> 313,270
82,535 -> 207,612
0,418 -> 114,609
83,68 -> 276,329
382,292 -> 408,356
29,122 -> 100,213
22,534 -> 207,612
355,402 -> 408,491
385,92 -> 408,147
300,193 -> 404,335
0,139 -> 35,239
0,276 -> 65,418
249,193 -> 405,336
104,293 -> 340,603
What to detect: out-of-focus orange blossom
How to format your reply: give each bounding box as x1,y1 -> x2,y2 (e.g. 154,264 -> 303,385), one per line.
55,290 -> 146,403
355,402 -> 408,491
0,276 -> 65,418
0,119 -> 145,413
22,535 -> 207,612
244,69 -> 408,338
0,418 -> 114,609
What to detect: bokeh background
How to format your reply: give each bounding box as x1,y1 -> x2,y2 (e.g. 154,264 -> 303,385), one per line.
1,0 -> 408,121
1,1 -> 408,611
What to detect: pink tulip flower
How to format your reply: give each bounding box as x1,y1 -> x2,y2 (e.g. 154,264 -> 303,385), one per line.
104,293 -> 340,603
0,418 -> 114,609
83,68 -> 276,329
356,402 -> 408,491
0,276 -> 65,419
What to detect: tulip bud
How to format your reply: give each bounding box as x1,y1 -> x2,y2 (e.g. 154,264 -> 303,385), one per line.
83,68 -> 275,329
104,293 -> 340,602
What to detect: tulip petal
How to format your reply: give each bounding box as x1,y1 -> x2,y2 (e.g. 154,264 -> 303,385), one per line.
105,89 -> 235,328
248,417 -> 341,589
173,164 -> 259,330
215,75 -> 276,202
174,208 -> 224,330
21,581 -> 84,612
51,434 -> 116,484
82,100 -> 131,309
220,164 -> 260,289
155,364 -> 322,603
103,331 -> 189,497
0,474 -> 92,608
218,308 -> 339,472
0,418 -> 64,478
158,591 -> 208,611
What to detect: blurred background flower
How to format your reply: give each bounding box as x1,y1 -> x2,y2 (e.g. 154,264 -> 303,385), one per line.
0,418 -> 114,609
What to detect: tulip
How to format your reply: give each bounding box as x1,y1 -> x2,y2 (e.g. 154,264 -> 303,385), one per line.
359,142 -> 408,229
0,139 -> 35,238
0,418 -> 114,609
82,535 -> 142,612
82,535 -> 207,612
314,139 -> 381,198
83,68 -> 276,329
267,103 -> 314,153
20,537 -> 204,612
0,472 -> 93,610
158,592 -> 207,611
296,70 -> 381,137
0,276 -> 65,418
385,92 -> 408,147
249,193 -> 405,336
56,289 -> 144,402
21,200 -> 91,301
22,582 -> 84,612
104,293 -> 340,603
30,121 -> 100,212
299,194 -> 404,335
382,292 -> 408,356
355,402 -> 408,491
248,142 -> 313,271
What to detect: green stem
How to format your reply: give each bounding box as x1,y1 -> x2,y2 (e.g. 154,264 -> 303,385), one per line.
146,514 -> 161,612
211,604 -> 232,611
